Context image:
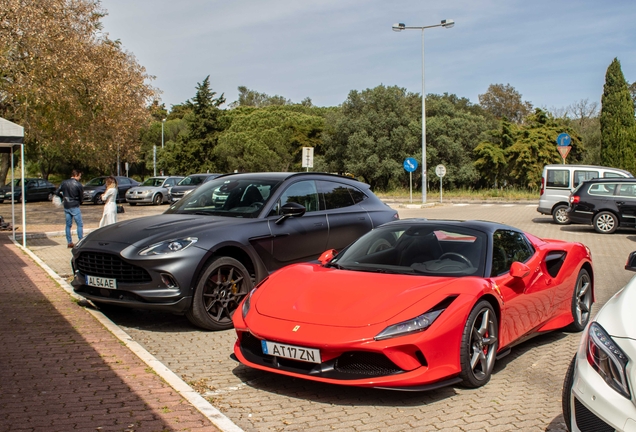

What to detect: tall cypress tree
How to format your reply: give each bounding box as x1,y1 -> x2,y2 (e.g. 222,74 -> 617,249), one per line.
600,58 -> 636,172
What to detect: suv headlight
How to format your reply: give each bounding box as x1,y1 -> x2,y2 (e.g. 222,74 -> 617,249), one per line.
587,322 -> 631,399
138,237 -> 198,256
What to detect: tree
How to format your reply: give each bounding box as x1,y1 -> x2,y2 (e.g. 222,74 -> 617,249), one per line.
162,77 -> 227,174
478,84 -> 533,124
228,86 -> 293,108
215,105 -> 324,172
600,58 -> 636,173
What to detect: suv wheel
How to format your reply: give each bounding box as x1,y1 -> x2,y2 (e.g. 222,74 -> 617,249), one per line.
593,211 -> 617,234
552,205 -> 570,225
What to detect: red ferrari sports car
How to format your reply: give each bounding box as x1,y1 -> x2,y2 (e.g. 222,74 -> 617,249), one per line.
233,219 -> 594,390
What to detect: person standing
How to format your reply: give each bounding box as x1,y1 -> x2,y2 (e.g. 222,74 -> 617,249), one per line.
99,176 -> 118,227
56,169 -> 84,248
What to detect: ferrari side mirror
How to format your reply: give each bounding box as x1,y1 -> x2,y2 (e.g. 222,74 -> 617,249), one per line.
318,249 -> 338,265
625,251 -> 636,272
510,261 -> 530,279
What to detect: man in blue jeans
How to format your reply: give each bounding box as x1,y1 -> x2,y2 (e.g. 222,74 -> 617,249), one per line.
55,170 -> 84,248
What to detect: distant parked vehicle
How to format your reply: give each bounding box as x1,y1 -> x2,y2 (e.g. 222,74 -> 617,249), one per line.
83,176 -> 140,204
169,173 -> 221,203
125,176 -> 184,206
537,164 -> 632,225
567,177 -> 636,234
0,178 -> 56,203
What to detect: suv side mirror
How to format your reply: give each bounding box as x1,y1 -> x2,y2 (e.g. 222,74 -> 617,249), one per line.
275,202 -> 306,224
625,251 -> 636,271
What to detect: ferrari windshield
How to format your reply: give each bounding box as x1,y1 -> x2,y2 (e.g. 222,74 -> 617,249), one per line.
330,224 -> 487,277
165,177 -> 282,218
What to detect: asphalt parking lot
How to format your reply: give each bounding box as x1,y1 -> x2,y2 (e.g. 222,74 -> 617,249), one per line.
21,200 -> 636,431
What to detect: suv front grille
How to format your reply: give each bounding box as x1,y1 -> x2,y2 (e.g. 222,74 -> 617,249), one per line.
76,252 -> 151,283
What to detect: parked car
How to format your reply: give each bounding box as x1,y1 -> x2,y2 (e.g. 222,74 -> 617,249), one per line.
562,251 -> 636,432
537,164 -> 632,225
70,172 -> 399,330
233,219 -> 594,390
125,176 -> 184,206
169,173 -> 221,203
82,176 -> 140,204
0,178 -> 56,203
567,177 -> 636,234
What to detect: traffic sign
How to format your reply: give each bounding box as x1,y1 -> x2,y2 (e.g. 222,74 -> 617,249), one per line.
435,164 -> 446,177
557,146 -> 571,160
403,157 -> 418,173
556,133 -> 571,147
301,147 -> 314,169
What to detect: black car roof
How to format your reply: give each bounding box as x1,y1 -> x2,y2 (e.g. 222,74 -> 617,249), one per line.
580,177 -> 636,184
214,172 -> 367,185
379,218 -> 522,235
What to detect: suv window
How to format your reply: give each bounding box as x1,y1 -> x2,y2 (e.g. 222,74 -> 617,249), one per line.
546,169 -> 570,188
318,181 -> 366,209
279,180 -> 320,213
491,230 -> 534,277
617,183 -> 636,198
573,170 -> 599,187
588,183 -> 616,196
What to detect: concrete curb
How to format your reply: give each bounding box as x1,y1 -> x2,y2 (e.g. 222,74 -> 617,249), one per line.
14,239 -> 244,432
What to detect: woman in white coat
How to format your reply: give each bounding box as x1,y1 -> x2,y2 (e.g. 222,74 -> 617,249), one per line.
99,176 -> 118,227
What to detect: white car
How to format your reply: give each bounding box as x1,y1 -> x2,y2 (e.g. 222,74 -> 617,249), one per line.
562,251 -> 636,432
125,176 -> 183,206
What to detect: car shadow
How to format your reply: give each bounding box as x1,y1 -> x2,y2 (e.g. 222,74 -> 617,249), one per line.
230,330 -> 570,407
532,217 -> 555,224
96,305 -> 198,332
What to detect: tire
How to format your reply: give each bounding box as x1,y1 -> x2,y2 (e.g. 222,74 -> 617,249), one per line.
186,257 -> 253,330
552,205 -> 570,225
152,193 -> 163,205
459,300 -> 499,388
128,202 -> 136,206
564,269 -> 592,332
593,211 -> 617,234
561,355 -> 576,432
94,193 -> 104,205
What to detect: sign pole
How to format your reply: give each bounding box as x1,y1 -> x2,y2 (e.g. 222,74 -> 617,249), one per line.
409,172 -> 413,203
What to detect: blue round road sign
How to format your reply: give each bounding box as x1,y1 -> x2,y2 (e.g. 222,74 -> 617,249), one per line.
556,133 -> 571,147
403,157 -> 418,173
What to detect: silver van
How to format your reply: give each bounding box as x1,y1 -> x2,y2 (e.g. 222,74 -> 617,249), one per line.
537,164 -> 633,224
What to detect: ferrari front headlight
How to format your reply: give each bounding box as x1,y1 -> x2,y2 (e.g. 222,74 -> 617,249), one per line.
375,309 -> 444,341
242,277 -> 268,319
138,237 -> 198,256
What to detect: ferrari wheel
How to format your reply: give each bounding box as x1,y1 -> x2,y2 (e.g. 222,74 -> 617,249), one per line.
593,211 -> 617,234
561,355 -> 576,432
552,205 -> 570,225
186,256 -> 253,331
565,269 -> 592,332
459,300 -> 499,388
152,193 -> 163,205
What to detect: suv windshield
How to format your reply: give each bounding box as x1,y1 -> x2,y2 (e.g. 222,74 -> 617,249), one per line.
166,177 -> 283,218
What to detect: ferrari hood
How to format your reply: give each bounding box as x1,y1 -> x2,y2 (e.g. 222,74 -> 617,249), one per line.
81,214 -> 257,248
255,264 -> 456,327
595,275 -> 636,340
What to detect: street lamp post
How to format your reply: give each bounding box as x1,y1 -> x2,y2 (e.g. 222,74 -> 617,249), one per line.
392,19 -> 454,204
161,118 -> 166,175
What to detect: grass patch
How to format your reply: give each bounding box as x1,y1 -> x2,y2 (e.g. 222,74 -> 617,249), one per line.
376,187 -> 538,201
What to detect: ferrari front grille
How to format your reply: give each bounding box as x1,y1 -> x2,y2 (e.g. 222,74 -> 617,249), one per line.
76,252 -> 151,283
335,351 -> 402,376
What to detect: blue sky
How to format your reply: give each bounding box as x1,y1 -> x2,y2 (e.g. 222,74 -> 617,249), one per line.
100,0 -> 636,113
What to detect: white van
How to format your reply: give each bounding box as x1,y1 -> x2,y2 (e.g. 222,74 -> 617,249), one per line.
537,164 -> 633,224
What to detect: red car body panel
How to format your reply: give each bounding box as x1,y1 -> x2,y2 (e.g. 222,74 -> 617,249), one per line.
233,221 -> 593,390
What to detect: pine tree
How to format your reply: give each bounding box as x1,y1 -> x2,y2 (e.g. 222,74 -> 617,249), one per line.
600,58 -> 636,172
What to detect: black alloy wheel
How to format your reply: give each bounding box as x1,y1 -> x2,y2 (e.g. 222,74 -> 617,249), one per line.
94,193 -> 104,205
459,300 -> 499,388
564,269 -> 592,332
186,256 -> 253,330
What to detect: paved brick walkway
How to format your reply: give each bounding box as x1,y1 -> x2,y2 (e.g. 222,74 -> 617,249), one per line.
0,235 -> 220,432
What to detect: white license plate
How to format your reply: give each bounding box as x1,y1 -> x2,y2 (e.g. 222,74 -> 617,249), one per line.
86,275 -> 117,289
261,340 -> 321,363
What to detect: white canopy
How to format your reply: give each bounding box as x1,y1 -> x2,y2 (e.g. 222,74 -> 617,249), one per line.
0,117 -> 26,247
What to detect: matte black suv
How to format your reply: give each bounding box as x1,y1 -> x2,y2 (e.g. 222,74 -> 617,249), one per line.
70,172 -> 399,330
567,178 -> 636,234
